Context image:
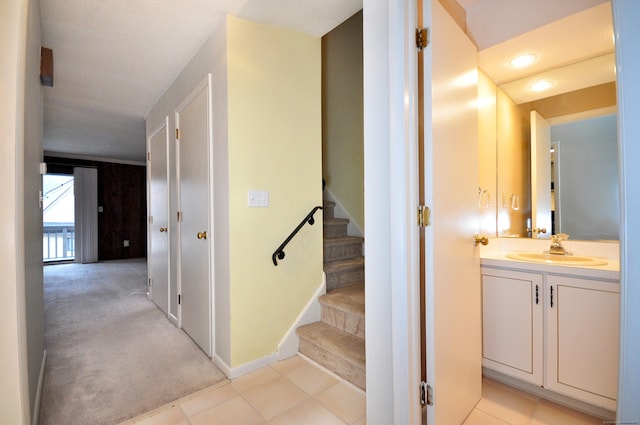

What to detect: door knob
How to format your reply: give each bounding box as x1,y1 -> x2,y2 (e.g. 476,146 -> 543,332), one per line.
159,227 -> 168,233
474,234 -> 489,246
197,231 -> 207,240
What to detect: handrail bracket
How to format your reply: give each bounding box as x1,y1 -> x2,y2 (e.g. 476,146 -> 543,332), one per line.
272,206 -> 323,266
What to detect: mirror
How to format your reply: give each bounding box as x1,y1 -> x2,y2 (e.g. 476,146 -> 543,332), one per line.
477,2 -> 618,241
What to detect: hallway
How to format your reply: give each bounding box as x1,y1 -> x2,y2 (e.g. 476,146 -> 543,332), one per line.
39,259 -> 226,424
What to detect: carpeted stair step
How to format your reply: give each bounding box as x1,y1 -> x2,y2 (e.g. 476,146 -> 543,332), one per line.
323,236 -> 364,262
297,321 -> 365,390
319,282 -> 365,339
323,201 -> 336,219
323,217 -> 349,238
324,256 -> 364,291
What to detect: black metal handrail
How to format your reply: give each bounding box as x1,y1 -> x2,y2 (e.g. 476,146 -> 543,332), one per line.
272,206 -> 323,266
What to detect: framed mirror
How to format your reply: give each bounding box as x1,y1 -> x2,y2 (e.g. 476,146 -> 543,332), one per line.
477,1 -> 618,241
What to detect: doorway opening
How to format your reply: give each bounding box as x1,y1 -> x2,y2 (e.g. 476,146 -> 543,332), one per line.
43,173 -> 75,262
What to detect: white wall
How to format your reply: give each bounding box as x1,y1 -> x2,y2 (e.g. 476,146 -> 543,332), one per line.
1,0 -> 45,423
612,1 -> 640,422
0,1 -> 29,422
23,0 -> 45,419
146,20 -> 231,364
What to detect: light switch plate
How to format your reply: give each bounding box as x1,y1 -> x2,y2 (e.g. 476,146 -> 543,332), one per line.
248,190 -> 269,207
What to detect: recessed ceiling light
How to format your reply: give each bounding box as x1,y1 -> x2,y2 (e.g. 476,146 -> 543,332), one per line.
510,54 -> 537,68
530,80 -> 553,92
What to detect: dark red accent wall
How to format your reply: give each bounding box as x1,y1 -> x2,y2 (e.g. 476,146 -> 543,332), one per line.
45,156 -> 147,261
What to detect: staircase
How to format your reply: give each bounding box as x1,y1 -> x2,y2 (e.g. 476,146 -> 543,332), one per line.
297,200 -> 366,390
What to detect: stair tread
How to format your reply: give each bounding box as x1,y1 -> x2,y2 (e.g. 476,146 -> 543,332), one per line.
323,201 -> 336,208
323,236 -> 364,245
320,283 -> 364,317
324,256 -> 365,272
297,322 -> 365,367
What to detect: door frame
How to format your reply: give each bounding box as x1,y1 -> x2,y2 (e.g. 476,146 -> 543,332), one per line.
363,0 -> 422,422
174,74 -> 215,356
146,116 -> 171,314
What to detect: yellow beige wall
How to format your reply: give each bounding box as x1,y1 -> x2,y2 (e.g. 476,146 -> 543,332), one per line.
322,11 -> 364,232
496,87 -> 531,236
227,17 -> 322,366
478,71 -> 497,236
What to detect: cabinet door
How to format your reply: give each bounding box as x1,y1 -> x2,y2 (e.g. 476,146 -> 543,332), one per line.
482,268 -> 543,385
546,275 -> 619,411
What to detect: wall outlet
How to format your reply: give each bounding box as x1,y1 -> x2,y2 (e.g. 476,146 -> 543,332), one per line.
123,240 -> 130,247
248,190 -> 269,207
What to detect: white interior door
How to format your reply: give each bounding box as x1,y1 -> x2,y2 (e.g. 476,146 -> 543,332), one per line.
176,78 -> 212,357
531,111 -> 552,238
423,1 -> 482,423
148,119 -> 170,314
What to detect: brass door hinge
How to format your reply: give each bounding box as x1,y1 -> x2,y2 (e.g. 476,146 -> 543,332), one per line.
147,152 -> 151,161
149,215 -> 153,224
177,211 -> 182,222
176,128 -> 181,139
417,205 -> 431,227
416,28 -> 429,51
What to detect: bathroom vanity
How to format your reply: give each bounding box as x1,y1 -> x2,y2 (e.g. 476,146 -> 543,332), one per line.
480,245 -> 619,414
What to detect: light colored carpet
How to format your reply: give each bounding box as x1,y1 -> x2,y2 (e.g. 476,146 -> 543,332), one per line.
39,259 -> 227,425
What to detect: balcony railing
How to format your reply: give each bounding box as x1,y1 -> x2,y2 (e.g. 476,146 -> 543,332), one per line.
43,223 -> 75,262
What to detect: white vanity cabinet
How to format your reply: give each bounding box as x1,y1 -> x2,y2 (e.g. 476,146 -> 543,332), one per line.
481,268 -> 543,385
545,274 -> 619,411
481,266 -> 619,411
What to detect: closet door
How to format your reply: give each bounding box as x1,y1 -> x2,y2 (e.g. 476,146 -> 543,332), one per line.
148,119 -> 170,314
176,76 -> 213,357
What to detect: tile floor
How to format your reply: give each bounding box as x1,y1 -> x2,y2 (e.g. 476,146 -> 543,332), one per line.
462,378 -> 606,425
120,355 -> 606,425
119,355 -> 365,425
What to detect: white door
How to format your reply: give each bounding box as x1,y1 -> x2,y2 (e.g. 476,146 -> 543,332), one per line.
531,111 -> 552,238
148,119 -> 170,314
423,1 -> 482,423
176,78 -> 212,357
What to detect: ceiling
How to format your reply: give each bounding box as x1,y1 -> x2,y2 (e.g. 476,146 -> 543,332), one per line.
40,0 -> 612,163
40,0 -> 363,162
475,1 -> 614,104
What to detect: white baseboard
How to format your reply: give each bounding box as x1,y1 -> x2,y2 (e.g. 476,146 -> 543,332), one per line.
323,189 -> 364,238
32,349 -> 47,425
277,274 -> 326,360
214,352 -> 279,380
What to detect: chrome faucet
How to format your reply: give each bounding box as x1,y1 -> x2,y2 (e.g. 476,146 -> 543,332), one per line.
549,233 -> 570,255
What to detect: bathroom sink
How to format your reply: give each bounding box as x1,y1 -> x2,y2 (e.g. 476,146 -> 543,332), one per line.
506,252 -> 608,266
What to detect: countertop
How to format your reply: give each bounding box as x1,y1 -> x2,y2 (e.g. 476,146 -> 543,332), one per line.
480,251 -> 620,281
